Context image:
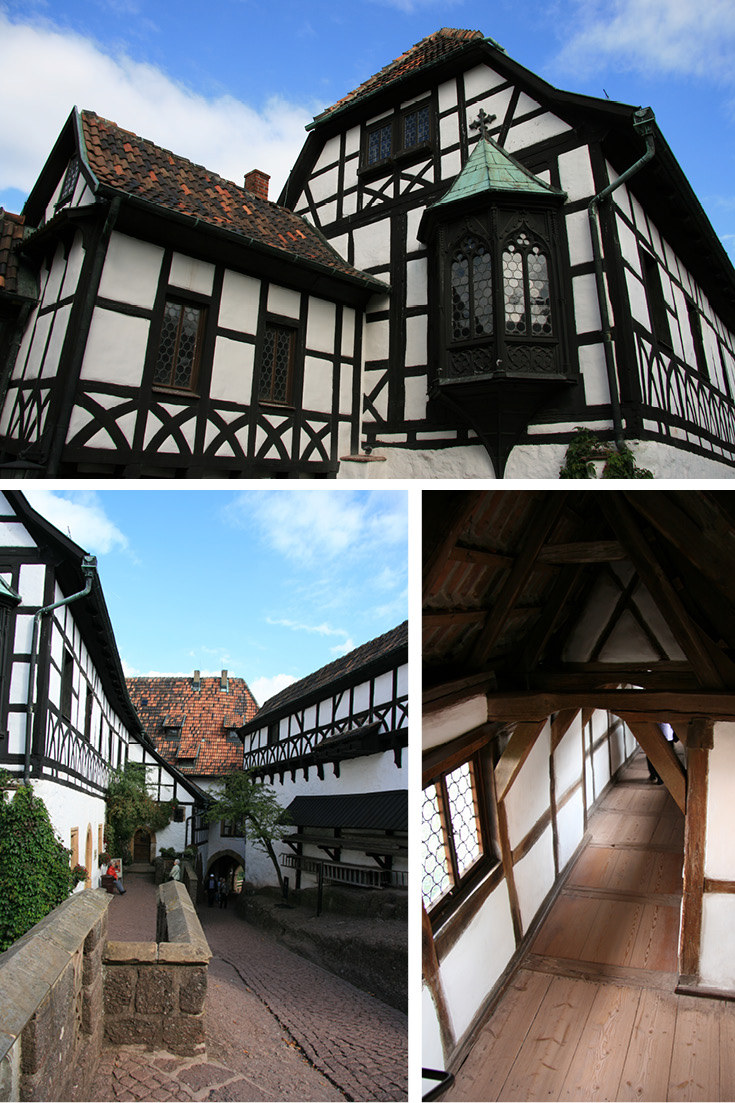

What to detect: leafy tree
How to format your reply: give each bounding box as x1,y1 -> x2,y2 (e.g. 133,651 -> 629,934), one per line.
205,771 -> 290,890
0,783 -> 75,952
105,761 -> 173,859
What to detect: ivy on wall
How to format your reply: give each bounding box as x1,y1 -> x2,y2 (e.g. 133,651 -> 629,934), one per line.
559,428 -> 654,479
0,779 -> 76,953
105,762 -> 173,862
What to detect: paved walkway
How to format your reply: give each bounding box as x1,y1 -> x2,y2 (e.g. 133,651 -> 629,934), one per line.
86,873 -> 407,1102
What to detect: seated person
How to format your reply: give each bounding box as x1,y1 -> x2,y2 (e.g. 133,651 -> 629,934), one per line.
107,862 -> 126,894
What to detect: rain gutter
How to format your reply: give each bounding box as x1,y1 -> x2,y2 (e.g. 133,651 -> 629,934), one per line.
588,106 -> 656,452
24,555 -> 98,783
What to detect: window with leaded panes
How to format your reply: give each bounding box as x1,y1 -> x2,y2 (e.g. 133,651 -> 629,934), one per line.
57,157 -> 80,208
153,299 -> 205,391
364,99 -> 433,170
450,234 -> 494,342
502,231 -> 553,339
260,322 -> 295,405
422,752 -> 493,919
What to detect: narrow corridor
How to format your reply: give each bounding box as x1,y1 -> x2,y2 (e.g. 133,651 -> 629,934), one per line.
447,752 -> 735,1102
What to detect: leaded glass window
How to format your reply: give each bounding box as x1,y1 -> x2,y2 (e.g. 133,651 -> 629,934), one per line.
57,157 -> 80,207
260,323 -> 295,405
368,124 -> 392,165
450,235 -> 493,342
422,755 -> 487,914
404,105 -> 430,149
503,231 -> 552,338
153,300 -> 204,390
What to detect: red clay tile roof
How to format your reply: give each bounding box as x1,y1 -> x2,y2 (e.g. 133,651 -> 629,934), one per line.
315,28 -> 486,121
79,111 -> 379,287
0,210 -> 25,293
127,674 -> 258,776
246,622 -> 408,725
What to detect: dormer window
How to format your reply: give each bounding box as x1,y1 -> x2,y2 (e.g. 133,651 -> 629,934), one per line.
362,99 -> 433,175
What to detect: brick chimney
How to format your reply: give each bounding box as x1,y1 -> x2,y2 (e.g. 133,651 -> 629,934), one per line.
244,169 -> 270,201
221,669 -> 229,692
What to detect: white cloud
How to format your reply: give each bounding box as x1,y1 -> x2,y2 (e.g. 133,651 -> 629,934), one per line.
365,0 -> 462,11
250,673 -> 297,706
0,12 -> 313,200
555,0 -> 735,82
22,489 -> 129,555
226,488 -> 407,566
266,616 -> 353,653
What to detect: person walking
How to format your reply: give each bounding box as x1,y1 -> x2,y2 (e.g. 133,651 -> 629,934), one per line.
218,876 -> 229,909
207,871 -> 217,906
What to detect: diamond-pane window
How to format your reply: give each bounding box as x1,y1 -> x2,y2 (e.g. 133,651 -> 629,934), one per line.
153,299 -> 204,390
260,323 -> 295,405
57,157 -> 80,207
422,752 -> 489,916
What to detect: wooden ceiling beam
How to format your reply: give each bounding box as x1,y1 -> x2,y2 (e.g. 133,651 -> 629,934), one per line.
598,493 -> 735,688
423,491 -> 487,602
469,492 -> 570,669
485,689 -> 735,721
448,544 -> 515,571
495,719 -> 548,802
422,609 -> 486,629
529,665 -> 699,693
536,540 -> 626,564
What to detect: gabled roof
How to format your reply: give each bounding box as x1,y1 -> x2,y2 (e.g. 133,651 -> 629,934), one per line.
243,621 -> 408,728
430,135 -> 566,208
23,110 -> 385,295
312,28 -> 489,124
127,674 -> 258,776
285,790 -> 407,831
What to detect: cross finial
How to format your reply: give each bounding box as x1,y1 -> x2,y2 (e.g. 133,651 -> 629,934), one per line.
470,108 -> 496,141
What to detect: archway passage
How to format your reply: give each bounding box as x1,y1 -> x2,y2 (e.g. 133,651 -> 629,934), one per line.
133,828 -> 152,864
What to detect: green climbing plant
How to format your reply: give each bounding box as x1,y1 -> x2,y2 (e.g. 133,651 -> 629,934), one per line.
204,770 -> 290,890
559,428 -> 654,479
105,761 -> 173,860
0,783 -> 76,952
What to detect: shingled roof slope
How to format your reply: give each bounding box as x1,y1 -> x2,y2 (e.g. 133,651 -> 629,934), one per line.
0,211 -> 25,293
127,674 -> 258,776
77,111 -> 380,287
247,622 -> 408,724
314,28 -> 486,121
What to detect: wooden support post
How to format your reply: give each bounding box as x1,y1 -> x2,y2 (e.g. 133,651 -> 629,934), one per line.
679,718 -> 713,979
496,795 -> 523,946
622,717 -> 687,814
422,903 -> 455,1060
495,719 -> 547,802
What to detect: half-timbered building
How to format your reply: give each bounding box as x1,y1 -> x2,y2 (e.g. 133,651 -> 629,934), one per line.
285,28 -> 735,478
126,670 -> 258,883
0,109 -> 383,478
240,622 -> 408,892
0,491 -> 205,885
422,490 -> 735,1100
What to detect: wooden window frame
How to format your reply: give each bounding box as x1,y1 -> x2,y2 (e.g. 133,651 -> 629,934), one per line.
641,248 -> 673,350
152,296 -> 207,394
61,649 -> 74,721
259,320 -> 296,407
221,817 -> 245,838
83,684 -> 93,742
686,296 -> 709,380
422,748 -> 498,926
56,157 -> 80,209
360,97 -> 434,177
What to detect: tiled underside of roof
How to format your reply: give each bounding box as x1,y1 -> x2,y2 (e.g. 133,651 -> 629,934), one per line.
79,112 -> 372,284
259,622 -> 407,717
127,676 -> 257,776
285,790 -> 407,831
316,28 -> 484,119
0,211 -> 25,293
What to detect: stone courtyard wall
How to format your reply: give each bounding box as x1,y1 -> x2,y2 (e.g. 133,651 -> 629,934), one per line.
0,890 -> 110,1102
103,881 -> 210,1056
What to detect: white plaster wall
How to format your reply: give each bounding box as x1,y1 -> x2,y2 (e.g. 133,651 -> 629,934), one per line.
562,573 -> 623,662
405,376 -> 428,421
268,284 -> 301,319
302,356 -> 333,414
99,234 -> 163,308
439,878 -> 516,1044
554,716 -> 584,795
557,146 -> 595,202
405,315 -> 426,367
705,722 -> 735,879
422,696 -> 487,751
307,299 -> 336,355
210,336 -> 254,403
219,270 -> 260,334
514,825 -> 555,932
365,318 -> 389,361
60,233 -> 86,299
592,741 -> 611,795
31,780 -> 107,888
80,308 -> 149,386
700,895 -> 735,989
579,344 -> 611,407
353,220 -> 391,270
169,253 -> 214,296
339,444 -> 495,479
504,721 -> 550,849
155,819 -> 187,854
556,788 -> 585,871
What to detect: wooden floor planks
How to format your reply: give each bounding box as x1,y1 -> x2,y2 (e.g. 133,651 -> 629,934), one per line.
444,754 -> 732,1102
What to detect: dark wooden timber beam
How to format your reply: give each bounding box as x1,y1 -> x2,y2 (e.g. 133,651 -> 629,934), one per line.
530,663 -> 698,693
422,609 -> 486,629
536,540 -> 626,564
485,689 -> 735,722
423,672 -> 496,716
448,543 -> 515,571
679,718 -> 713,978
469,492 -> 569,669
623,719 -> 686,814
495,719 -> 548,801
599,494 -> 735,688
423,492 -> 486,602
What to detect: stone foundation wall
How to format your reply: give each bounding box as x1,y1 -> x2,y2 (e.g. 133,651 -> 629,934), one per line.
103,881 -> 210,1056
0,890 -> 110,1103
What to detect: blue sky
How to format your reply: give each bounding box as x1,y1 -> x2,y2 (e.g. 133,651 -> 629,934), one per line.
1,0 -> 734,259
22,487 -> 408,706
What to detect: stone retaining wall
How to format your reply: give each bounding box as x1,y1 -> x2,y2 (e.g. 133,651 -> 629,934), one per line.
0,890 -> 110,1102
103,881 -> 210,1056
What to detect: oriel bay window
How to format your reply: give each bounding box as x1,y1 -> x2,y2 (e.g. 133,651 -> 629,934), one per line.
422,751 -> 496,922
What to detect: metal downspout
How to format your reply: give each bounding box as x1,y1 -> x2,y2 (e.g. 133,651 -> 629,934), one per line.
588,107 -> 656,452
23,555 -> 98,783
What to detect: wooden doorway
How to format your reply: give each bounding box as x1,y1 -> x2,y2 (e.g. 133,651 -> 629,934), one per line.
133,828 -> 151,863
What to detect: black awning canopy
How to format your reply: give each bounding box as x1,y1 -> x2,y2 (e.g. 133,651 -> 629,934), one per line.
284,789 -> 407,832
